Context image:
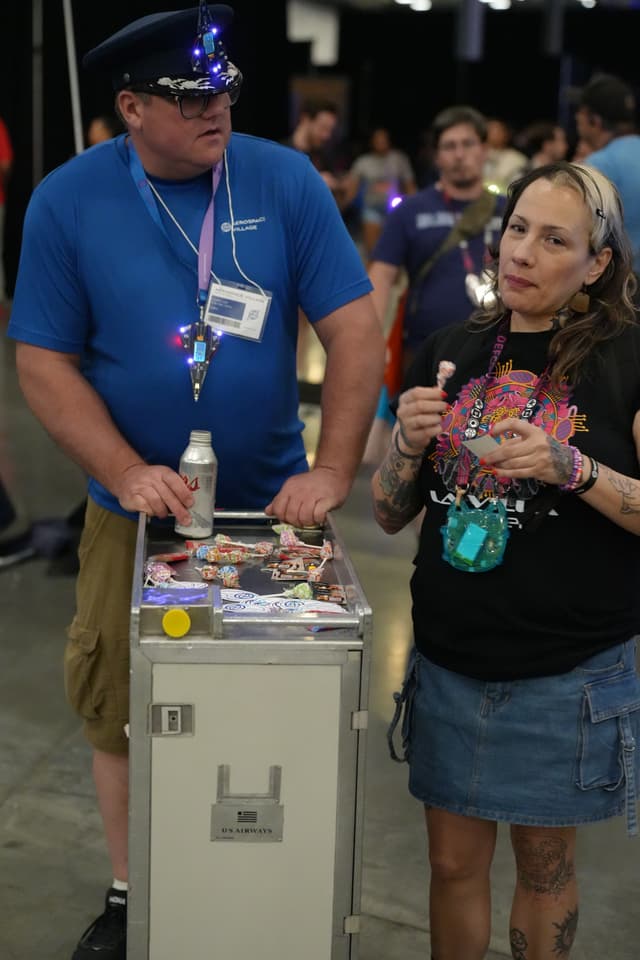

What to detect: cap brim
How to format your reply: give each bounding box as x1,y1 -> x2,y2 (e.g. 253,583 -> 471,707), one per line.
145,61 -> 241,96
144,63 -> 243,103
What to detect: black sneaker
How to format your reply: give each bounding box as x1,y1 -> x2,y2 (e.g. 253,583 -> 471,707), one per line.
72,887 -> 127,959
0,529 -> 35,570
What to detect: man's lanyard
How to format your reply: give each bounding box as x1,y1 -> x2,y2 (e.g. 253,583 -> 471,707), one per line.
126,140 -> 223,312
127,141 -> 224,401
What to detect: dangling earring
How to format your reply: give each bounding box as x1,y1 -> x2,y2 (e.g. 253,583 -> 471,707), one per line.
569,287 -> 590,313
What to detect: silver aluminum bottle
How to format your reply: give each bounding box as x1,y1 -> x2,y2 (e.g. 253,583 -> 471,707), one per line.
175,429 -> 217,538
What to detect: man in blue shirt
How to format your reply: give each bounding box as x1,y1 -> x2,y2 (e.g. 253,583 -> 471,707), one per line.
575,72 -> 640,280
7,5 -> 384,957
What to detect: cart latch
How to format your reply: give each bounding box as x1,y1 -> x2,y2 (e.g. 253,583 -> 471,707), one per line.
149,704 -> 194,736
351,710 -> 368,730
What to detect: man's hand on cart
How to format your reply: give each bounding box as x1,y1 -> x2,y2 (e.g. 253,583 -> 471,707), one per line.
264,466 -> 351,528
115,463 -> 194,523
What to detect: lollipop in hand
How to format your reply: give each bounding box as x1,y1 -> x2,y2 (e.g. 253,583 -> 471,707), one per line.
437,360 -> 456,391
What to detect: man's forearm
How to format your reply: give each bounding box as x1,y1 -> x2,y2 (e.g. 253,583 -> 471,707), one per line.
16,347 -> 144,497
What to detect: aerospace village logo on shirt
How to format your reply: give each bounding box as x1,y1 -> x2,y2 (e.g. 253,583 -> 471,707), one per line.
220,216 -> 267,233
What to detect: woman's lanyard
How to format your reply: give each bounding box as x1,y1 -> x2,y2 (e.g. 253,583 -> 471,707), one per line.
127,141 -> 223,402
455,318 -> 551,500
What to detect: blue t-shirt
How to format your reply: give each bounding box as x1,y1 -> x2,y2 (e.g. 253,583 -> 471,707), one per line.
371,185 -> 505,351
584,135 -> 640,275
8,133 -> 371,516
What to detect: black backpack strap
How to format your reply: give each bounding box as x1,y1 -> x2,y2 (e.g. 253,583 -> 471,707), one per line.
407,190 -> 499,318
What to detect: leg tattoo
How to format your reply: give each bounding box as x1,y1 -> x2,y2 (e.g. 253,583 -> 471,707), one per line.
516,836 -> 574,896
552,907 -> 579,956
510,927 -> 528,960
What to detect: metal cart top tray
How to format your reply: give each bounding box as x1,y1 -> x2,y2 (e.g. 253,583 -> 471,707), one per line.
131,511 -> 372,646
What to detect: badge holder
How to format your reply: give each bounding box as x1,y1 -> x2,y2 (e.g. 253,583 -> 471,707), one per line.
204,279 -> 272,342
441,495 -> 509,573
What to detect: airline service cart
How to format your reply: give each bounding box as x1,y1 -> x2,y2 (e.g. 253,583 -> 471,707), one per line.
128,511 -> 372,960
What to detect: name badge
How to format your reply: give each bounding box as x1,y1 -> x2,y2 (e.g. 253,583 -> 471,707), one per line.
204,280 -> 272,342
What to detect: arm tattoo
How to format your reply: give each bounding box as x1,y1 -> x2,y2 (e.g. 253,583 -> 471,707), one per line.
548,437 -> 574,485
374,451 -> 423,525
552,907 -> 579,956
607,471 -> 640,515
510,928 -> 528,960
398,422 -> 424,457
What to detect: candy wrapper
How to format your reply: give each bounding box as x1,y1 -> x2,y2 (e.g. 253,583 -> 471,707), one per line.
279,526 -> 300,547
253,541 -> 274,557
283,582 -> 313,600
192,544 -> 212,560
306,557 -> 328,582
144,561 -> 177,587
187,536 -> 273,564
319,540 -> 333,560
218,564 -> 240,587
207,546 -> 246,564
276,524 -> 333,559
311,583 -> 347,605
214,533 -> 274,558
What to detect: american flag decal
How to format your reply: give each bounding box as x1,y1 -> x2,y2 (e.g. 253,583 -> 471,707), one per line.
237,810 -> 258,823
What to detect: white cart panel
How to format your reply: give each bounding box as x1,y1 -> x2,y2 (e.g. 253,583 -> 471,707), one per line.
128,512 -> 372,960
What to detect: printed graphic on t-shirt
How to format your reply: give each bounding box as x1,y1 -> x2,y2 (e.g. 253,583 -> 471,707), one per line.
432,361 -> 584,502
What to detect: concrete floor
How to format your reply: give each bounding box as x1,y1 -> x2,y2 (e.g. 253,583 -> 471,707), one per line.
1,327 -> 639,960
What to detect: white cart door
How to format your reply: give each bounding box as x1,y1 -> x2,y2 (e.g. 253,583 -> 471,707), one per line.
146,660 -> 358,960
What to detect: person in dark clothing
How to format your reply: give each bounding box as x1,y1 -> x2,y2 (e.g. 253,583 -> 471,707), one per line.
373,161 -> 640,960
0,476 -> 32,567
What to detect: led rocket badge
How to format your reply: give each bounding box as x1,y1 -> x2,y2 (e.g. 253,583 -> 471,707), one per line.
190,0 -> 242,97
192,3 -> 221,74
180,315 -> 222,403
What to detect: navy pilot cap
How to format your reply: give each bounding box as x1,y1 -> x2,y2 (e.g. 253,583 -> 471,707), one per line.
83,5 -> 242,102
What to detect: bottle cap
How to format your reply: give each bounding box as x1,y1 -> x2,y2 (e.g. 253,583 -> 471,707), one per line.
190,429 -> 212,444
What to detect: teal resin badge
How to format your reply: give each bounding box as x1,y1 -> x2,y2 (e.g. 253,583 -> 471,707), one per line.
441,498 -> 510,573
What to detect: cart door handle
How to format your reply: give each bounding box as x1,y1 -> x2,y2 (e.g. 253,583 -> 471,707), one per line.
216,764 -> 282,804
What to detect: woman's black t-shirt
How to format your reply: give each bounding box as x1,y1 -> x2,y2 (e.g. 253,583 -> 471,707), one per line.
404,321 -> 640,680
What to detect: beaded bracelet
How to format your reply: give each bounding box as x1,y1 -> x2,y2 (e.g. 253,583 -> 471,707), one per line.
393,428 -> 424,461
573,457 -> 599,495
558,445 -> 583,492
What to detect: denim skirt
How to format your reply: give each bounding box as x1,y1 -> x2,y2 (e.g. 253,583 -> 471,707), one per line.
388,640 -> 640,836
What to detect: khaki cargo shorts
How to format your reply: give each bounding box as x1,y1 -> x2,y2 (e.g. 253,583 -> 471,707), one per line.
64,498 -> 137,755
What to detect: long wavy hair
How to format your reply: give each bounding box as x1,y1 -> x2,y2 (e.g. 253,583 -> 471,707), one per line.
467,161 -> 638,388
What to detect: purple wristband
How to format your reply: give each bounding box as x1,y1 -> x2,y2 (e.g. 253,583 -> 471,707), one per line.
559,445 -> 583,492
